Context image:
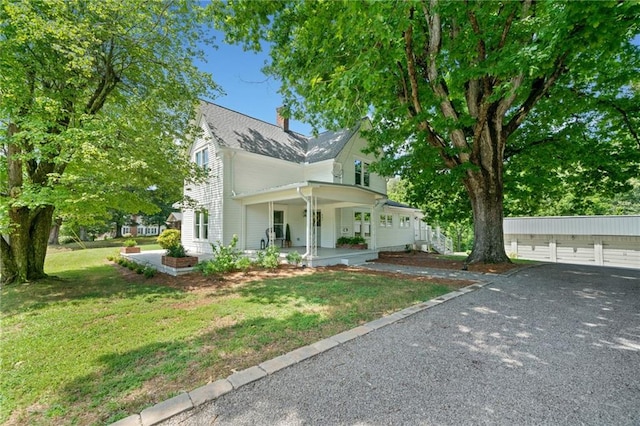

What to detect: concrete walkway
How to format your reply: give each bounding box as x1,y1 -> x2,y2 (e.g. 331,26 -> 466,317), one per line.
115,263 -> 640,426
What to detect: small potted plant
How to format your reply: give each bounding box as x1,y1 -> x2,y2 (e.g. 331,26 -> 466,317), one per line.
121,239 -> 140,254
285,223 -> 292,248
157,229 -> 198,268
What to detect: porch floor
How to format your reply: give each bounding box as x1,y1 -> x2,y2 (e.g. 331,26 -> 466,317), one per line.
122,246 -> 378,276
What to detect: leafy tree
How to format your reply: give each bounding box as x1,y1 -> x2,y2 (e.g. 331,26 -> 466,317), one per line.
213,0 -> 640,265
1,0 -> 217,284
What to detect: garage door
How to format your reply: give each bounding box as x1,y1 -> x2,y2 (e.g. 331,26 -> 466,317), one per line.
516,237 -> 551,261
603,237 -> 640,269
556,236 -> 596,265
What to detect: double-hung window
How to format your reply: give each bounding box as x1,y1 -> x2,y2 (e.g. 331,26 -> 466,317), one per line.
195,148 -> 209,169
354,159 -> 370,187
400,216 -> 411,228
380,214 -> 393,228
194,210 -> 209,240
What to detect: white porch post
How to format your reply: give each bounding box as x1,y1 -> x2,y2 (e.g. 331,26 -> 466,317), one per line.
306,194 -> 312,259
370,203 -> 377,250
268,201 -> 274,246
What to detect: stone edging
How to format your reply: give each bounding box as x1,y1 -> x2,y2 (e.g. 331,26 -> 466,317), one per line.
110,280 -> 493,426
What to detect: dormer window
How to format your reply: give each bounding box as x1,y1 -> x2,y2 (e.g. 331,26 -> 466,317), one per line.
354,159 -> 370,187
195,147 -> 209,169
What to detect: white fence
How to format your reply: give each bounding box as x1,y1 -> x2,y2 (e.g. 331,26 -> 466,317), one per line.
504,216 -> 640,270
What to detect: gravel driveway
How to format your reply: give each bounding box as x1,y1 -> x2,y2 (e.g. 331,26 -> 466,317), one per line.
161,263 -> 640,425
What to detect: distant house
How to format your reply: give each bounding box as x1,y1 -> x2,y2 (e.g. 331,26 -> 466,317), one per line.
181,101 -> 448,266
121,215 -> 165,237
166,212 -> 182,230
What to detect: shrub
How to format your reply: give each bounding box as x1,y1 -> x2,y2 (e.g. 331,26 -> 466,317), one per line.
196,235 -> 241,276
286,251 -> 303,266
143,267 -> 156,278
59,235 -> 75,245
157,229 -> 187,258
337,235 -> 366,245
123,239 -> 137,247
236,256 -> 253,274
258,245 -> 280,269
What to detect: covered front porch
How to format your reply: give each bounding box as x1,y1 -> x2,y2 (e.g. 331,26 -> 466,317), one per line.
234,180 -> 386,266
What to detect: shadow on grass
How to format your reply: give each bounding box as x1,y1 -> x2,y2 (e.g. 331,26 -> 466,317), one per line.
236,271 -> 450,309
57,312 -> 326,425
0,264 -> 185,317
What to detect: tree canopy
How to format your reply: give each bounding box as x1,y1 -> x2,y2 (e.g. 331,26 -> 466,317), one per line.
1,0 -> 217,283
213,0 -> 640,263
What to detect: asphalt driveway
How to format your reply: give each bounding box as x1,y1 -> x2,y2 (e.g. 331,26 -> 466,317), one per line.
161,263 -> 640,425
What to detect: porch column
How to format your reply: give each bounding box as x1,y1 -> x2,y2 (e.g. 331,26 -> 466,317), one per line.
306,194 -> 313,258
370,203 -> 377,250
268,201 -> 274,246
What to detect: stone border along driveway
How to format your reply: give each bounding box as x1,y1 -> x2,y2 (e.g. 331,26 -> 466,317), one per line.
111,266 -> 524,426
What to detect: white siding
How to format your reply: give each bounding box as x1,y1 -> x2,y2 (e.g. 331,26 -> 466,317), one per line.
335,129 -> 387,195
376,211 -> 414,251
304,160 -> 334,182
182,120 -> 224,254
234,152 -> 304,194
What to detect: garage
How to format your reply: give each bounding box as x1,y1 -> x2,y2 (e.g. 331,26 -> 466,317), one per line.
504,216 -> 640,270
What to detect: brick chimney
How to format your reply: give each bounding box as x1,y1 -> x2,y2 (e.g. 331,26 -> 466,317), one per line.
276,106 -> 289,132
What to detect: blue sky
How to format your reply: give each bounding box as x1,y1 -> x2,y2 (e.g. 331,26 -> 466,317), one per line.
195,30 -> 314,136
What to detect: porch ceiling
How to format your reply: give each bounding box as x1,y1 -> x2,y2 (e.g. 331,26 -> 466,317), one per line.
233,180 -> 386,206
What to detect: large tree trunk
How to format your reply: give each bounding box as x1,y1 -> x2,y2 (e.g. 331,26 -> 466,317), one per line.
1,205 -> 55,284
48,217 -> 62,245
463,131 -> 511,265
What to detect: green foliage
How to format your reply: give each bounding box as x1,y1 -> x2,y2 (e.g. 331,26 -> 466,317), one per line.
122,239 -> 137,248
157,229 -> 186,258
236,256 -> 254,274
196,234 -> 240,276
257,245 -> 280,269
58,235 -> 76,245
110,255 -> 155,278
1,0 -> 219,282
286,251 -> 303,266
213,1 -> 640,262
337,236 -> 366,245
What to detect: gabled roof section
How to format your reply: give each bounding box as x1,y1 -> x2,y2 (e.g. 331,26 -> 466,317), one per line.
199,101 -> 307,162
305,124 -> 360,163
198,100 -> 363,164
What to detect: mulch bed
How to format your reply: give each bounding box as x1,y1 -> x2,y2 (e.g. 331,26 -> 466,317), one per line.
373,251 -> 521,274
115,251 -> 520,293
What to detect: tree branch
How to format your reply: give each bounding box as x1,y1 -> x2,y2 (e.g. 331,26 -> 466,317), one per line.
504,135 -> 560,159
504,51 -> 568,138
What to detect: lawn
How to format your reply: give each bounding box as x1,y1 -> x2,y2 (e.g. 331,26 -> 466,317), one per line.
1,244 -> 456,425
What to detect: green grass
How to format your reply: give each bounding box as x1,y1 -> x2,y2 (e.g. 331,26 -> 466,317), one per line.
1,247 -> 455,425
51,236 -> 161,251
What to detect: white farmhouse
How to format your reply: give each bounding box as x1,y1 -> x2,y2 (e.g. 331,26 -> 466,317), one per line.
181,101 -> 444,266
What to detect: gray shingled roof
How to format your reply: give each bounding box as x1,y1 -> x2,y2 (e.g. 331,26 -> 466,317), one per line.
199,101 -> 357,163
384,199 -> 421,210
